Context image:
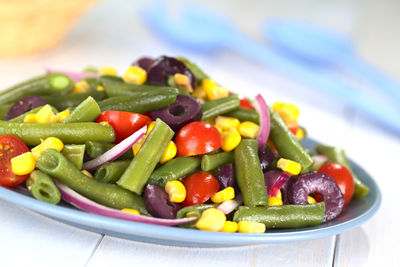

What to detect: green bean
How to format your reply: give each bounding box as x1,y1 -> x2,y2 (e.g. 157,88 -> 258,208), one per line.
117,119 -> 174,194
0,121 -> 115,145
0,73 -> 74,105
85,141 -> 133,160
62,144 -> 86,170
26,170 -> 61,204
234,139 -> 268,207
0,104 -> 12,120
98,75 -> 124,83
315,144 -> 369,198
8,105 -> 58,123
147,157 -> 201,187
233,203 -> 325,228
84,77 -> 101,90
62,96 -> 100,123
98,88 -> 178,113
201,151 -> 233,172
102,79 -> 176,97
94,160 -> 131,183
42,90 -> 104,110
36,149 -> 148,214
201,95 -> 240,121
269,111 -> 314,173
225,108 -> 260,124
176,57 -> 209,83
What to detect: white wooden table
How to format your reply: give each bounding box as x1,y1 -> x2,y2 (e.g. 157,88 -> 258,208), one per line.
0,1 -> 398,266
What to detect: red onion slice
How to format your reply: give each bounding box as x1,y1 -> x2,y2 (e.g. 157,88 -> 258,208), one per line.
45,68 -> 99,83
83,126 -> 147,171
268,171 -> 292,197
56,181 -> 196,226
217,197 -> 242,215
312,155 -> 328,169
254,94 -> 271,148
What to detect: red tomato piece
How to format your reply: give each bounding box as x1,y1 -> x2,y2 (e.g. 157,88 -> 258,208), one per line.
175,121 -> 222,156
239,98 -> 254,110
0,135 -> 30,187
96,111 -> 151,143
182,172 -> 220,206
317,163 -> 355,206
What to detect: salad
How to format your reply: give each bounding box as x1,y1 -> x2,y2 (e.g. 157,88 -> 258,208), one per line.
0,55 -> 370,234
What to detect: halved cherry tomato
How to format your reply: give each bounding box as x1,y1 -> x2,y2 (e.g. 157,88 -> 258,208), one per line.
317,163 -> 355,206
175,121 -> 222,156
182,172 -> 220,206
96,111 -> 151,143
239,98 -> 254,110
0,135 -> 30,187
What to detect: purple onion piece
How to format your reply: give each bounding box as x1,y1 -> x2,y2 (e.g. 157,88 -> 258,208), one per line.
214,163 -> 235,189
264,170 -> 293,204
144,184 -> 181,219
6,95 -> 47,120
132,57 -> 154,71
258,144 -> 277,172
287,172 -> 344,221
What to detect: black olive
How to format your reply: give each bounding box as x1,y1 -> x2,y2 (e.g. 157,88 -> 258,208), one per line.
132,56 -> 154,72
6,95 -> 47,120
143,184 -> 181,219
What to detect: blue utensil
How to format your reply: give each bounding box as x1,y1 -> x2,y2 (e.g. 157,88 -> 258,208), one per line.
141,2 -> 400,133
263,19 -> 400,108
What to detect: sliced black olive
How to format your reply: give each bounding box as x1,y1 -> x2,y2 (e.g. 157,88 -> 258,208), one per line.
6,95 -> 47,120
143,184 -> 181,219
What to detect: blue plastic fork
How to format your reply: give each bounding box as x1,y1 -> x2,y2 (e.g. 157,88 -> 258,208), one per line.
141,2 -> 400,133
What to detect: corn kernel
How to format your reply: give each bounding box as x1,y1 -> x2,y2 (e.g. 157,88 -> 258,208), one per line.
273,102 -> 300,124
165,180 -> 186,203
268,196 -> 283,206
31,142 -> 44,160
192,85 -> 207,99
43,137 -> 64,152
160,141 -> 177,164
202,79 -> 228,100
57,109 -> 70,122
122,66 -> 147,85
222,128 -> 241,152
211,187 -> 235,203
23,113 -> 37,123
195,208 -> 226,232
276,189 -> 282,200
237,221 -> 266,234
11,152 -> 35,175
173,73 -> 193,92
146,121 -> 156,135
72,80 -> 91,93
99,66 -> 117,76
35,105 -> 58,123
96,85 -> 105,91
220,221 -> 238,233
121,208 -> 140,215
296,128 -> 305,140
308,196 -> 317,204
215,116 -> 240,131
238,121 -> 260,138
81,170 -> 93,178
132,134 -> 147,156
277,158 -> 302,175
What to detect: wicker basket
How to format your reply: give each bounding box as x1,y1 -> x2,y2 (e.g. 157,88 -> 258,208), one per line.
0,0 -> 97,57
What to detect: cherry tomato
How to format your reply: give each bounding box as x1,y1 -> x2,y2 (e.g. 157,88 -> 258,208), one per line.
239,98 -> 254,110
0,135 -> 30,187
96,111 -> 151,143
175,121 -> 222,156
182,172 -> 220,206
317,163 -> 355,206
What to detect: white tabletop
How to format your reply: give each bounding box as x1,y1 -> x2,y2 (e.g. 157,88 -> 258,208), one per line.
0,1 -> 398,266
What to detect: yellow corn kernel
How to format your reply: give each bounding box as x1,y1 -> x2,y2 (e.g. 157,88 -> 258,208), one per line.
237,221 -> 266,234
222,128 -> 241,152
57,109 -> 70,122
202,78 -> 228,100
202,79 -> 218,92
165,180 -> 186,203
195,208 -> 226,232
43,137 -> 64,152
35,105 -> 58,123
121,208 -> 140,215
268,196 -> 283,206
220,221 -> 238,233
81,170 -> 93,178
308,196 -> 317,204
277,158 -> 302,175
96,85 -> 105,91
160,141 -> 177,164
23,113 -> 37,123
272,102 -> 285,111
99,121 -> 110,127
238,121 -> 260,138
31,142 -> 44,160
173,73 -> 193,92
211,187 -> 235,203
72,80 -> 91,93
146,121 -> 156,135
273,102 -> 300,124
192,85 -> 207,99
132,134 -> 147,156
99,66 -> 117,76
11,152 -> 35,175
215,116 -> 240,131
122,66 -> 147,85
276,189 -> 282,200
296,128 -> 305,140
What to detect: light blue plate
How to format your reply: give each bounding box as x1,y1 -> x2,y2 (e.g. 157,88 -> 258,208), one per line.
0,138 -> 381,247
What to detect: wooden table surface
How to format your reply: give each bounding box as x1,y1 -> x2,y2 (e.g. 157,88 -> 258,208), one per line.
0,1 -> 398,266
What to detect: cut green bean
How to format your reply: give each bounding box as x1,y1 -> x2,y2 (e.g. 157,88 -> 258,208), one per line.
225,108 -> 260,124
176,57 -> 209,83
36,149 -> 148,214
117,119 -> 174,194
26,170 -> 61,204
94,160 -> 131,183
201,95 -> 240,121
102,79 -> 177,97
233,203 -> 325,228
269,111 -> 314,173
42,90 -> 104,110
0,121 -> 115,145
201,151 -> 233,172
8,105 -> 58,123
62,144 -> 86,170
148,157 -> 201,187
315,144 -> 369,198
62,96 -> 100,123
0,104 -> 12,120
85,141 -> 133,160
234,139 -> 268,207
